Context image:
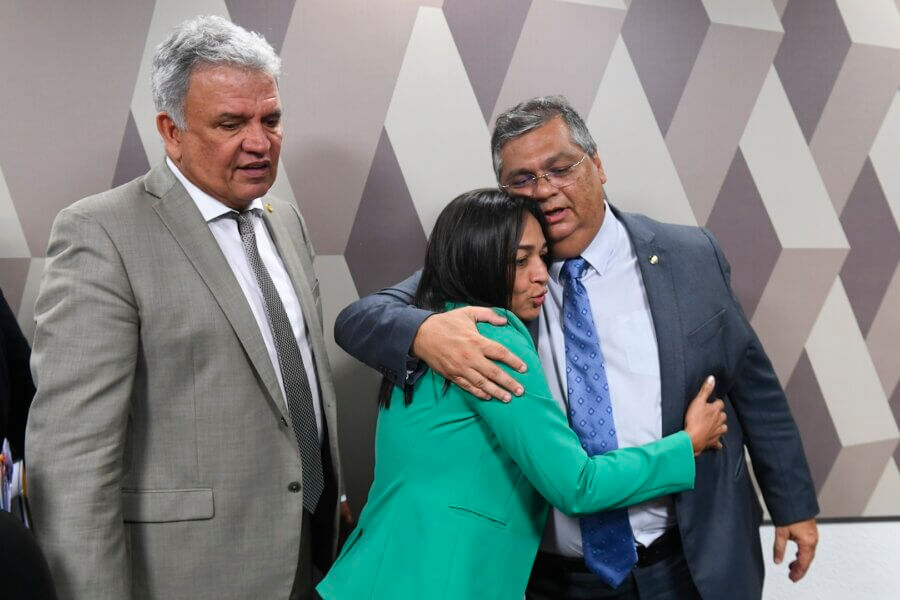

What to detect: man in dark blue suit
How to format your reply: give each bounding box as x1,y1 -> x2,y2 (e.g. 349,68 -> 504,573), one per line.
334,96 -> 818,599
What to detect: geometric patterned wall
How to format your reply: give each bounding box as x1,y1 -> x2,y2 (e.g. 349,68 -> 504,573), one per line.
0,0 -> 897,519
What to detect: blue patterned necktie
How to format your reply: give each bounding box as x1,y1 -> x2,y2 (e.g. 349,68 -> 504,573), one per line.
561,257 -> 637,587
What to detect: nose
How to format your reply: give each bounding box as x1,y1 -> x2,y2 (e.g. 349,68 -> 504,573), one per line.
533,260 -> 549,284
531,175 -> 557,201
242,122 -> 270,155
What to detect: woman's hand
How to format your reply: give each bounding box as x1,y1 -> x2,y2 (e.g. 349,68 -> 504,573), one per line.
684,376 -> 727,456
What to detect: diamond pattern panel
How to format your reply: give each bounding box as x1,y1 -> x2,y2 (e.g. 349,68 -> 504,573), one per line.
666,23 -> 782,225
706,149 -> 780,319
774,0 -> 851,142
0,0 -> 897,521
840,159 -> 900,336
443,0 -> 532,122
225,0 -> 297,53
345,129 -> 427,296
621,0 -> 709,136
493,0 -> 626,121
785,351 -> 841,493
112,111 -> 151,189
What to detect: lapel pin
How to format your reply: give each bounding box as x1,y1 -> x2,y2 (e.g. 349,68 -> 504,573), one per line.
264,203 -> 274,213
649,255 -> 659,265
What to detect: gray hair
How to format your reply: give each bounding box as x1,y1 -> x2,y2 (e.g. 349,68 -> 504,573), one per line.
491,95 -> 597,180
151,15 -> 282,129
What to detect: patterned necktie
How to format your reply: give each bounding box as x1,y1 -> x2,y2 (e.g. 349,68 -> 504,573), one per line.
233,211 -> 325,513
561,257 -> 636,587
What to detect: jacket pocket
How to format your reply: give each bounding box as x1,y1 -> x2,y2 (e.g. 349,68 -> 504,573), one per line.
686,308 -> 726,342
121,488 -> 214,523
448,505 -> 508,529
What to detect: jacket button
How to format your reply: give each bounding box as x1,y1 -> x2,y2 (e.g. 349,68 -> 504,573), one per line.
288,481 -> 301,493
280,416 -> 288,427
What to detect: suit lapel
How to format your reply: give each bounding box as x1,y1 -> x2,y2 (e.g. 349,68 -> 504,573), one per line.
614,207 -> 687,436
260,208 -> 321,340
146,163 -> 288,420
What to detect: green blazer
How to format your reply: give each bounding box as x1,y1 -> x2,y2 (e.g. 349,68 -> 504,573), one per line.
318,308 -> 695,599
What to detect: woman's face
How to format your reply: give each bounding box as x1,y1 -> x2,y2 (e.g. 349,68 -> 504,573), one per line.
510,213 -> 549,322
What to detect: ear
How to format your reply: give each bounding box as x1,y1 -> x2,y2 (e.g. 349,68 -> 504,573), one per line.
591,151 -> 607,185
156,112 -> 183,162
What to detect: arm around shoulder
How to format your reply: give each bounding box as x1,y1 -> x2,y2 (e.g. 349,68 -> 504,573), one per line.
334,271 -> 430,387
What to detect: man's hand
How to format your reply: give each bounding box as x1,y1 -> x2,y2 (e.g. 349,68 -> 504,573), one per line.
774,518 -> 818,582
411,307 -> 527,402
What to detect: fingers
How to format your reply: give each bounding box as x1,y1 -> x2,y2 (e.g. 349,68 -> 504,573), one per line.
453,370 -> 512,403
690,375 -> 715,405
464,306 -> 508,326
773,526 -> 788,564
785,518 -> 818,582
482,340 -> 527,375
412,309 -> 527,401
789,544 -> 814,582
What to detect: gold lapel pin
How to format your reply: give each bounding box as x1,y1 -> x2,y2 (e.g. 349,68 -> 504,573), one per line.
649,255 -> 659,265
264,203 -> 274,213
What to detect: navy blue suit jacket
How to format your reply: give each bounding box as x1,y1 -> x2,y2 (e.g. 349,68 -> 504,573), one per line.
334,206 -> 818,599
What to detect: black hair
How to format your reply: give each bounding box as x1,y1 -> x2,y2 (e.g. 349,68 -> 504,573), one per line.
378,188 -> 550,409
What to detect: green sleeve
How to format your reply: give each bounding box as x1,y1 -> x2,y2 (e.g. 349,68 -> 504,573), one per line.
468,321 -> 695,517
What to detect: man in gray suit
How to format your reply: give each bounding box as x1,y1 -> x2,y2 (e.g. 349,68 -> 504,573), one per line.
26,16 -> 345,600
335,96 -> 819,599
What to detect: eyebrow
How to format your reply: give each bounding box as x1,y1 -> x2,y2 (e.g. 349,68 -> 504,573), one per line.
216,110 -> 282,121
504,151 -> 577,178
517,242 -> 549,251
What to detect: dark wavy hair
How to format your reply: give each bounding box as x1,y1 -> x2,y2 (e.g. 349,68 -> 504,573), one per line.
379,188 -> 550,408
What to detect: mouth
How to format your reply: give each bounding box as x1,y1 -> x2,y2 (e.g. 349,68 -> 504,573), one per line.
532,291 -> 547,307
542,207 -> 568,224
237,161 -> 271,177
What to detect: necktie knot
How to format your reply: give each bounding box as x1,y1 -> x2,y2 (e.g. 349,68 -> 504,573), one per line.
231,210 -> 255,236
562,257 -> 588,284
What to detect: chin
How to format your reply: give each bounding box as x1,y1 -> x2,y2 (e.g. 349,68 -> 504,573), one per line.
513,308 -> 539,322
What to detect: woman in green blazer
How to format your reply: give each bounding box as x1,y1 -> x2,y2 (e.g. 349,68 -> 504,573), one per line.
318,190 -> 725,599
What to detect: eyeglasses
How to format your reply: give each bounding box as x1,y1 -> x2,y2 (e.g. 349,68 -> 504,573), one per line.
500,154 -> 588,194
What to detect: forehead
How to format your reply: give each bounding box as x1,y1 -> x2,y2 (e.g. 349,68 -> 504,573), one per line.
499,117 -> 580,169
519,212 -> 545,243
185,65 -> 280,110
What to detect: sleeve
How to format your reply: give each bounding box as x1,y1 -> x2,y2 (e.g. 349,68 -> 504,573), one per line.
0,288 -> 35,461
702,228 -> 819,525
25,206 -> 138,600
465,323 -> 695,517
333,270 -> 431,387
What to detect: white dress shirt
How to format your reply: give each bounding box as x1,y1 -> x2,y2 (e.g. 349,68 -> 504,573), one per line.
167,158 -> 324,440
538,202 -> 672,555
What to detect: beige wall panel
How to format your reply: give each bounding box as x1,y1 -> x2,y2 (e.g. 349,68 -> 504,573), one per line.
751,248 -> 847,383
384,6 -> 495,236
741,67 -> 847,250
817,439 -> 898,517
810,45 -> 900,214
807,279 -> 897,446
587,37 -> 696,226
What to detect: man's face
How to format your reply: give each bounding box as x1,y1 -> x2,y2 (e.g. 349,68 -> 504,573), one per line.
498,117 -> 607,260
160,65 -> 282,211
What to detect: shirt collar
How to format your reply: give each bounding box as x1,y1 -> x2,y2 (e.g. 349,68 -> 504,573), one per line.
166,157 -> 264,222
549,201 -> 621,283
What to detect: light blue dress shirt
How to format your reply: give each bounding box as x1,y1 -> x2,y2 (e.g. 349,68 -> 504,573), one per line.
537,203 -> 672,555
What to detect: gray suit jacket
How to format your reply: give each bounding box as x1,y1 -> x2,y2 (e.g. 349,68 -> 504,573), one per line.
26,162 -> 343,600
334,205 -> 817,600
